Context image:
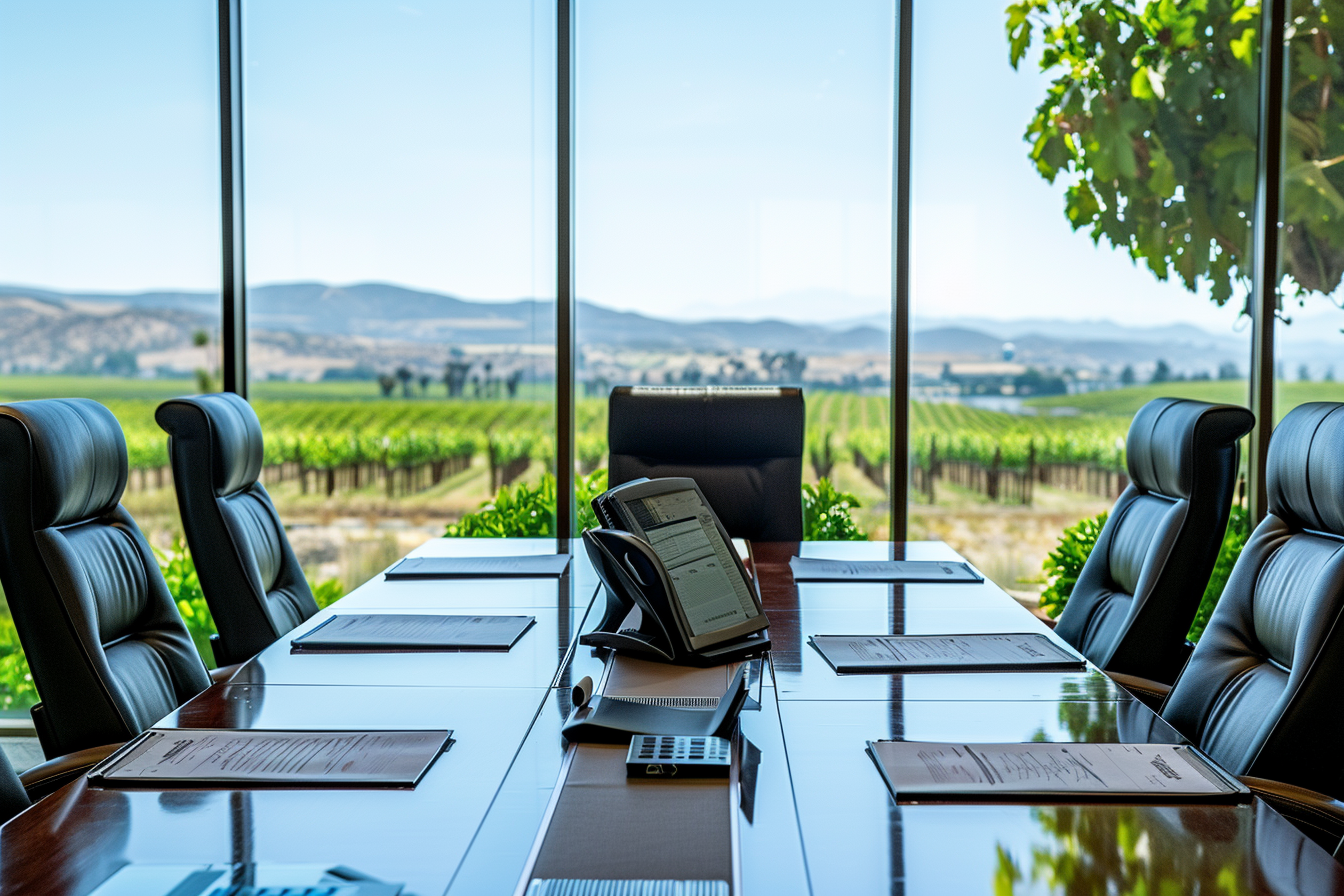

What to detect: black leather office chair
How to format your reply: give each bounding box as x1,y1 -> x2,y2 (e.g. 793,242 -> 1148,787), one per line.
607,385 -> 806,541
1052,397 -> 1253,684
1098,403 -> 1344,852
1158,403 -> 1344,791
0,399 -> 211,758
156,393 -> 320,667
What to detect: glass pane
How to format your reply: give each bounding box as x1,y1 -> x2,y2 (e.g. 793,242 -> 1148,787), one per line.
576,0 -> 896,539
0,1 -> 221,704
1273,0 -> 1344,426
244,1 -> 556,573
911,0 -> 1256,626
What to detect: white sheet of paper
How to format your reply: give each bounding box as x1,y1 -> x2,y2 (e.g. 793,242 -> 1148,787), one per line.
810,633 -> 1083,672
293,614 -> 534,650
789,557 -> 982,583
91,729 -> 450,786
868,741 -> 1243,799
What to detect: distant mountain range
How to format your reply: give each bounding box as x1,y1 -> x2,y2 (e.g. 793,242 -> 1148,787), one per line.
0,282 -> 889,355
0,281 -> 1339,381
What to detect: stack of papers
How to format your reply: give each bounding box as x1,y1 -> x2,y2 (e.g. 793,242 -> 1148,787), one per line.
292,614 -> 535,652
789,557 -> 982,583
809,633 -> 1085,673
88,728 -> 452,787
868,740 -> 1248,802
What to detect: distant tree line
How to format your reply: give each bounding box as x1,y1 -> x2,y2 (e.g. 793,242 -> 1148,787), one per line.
375,360 -> 525,399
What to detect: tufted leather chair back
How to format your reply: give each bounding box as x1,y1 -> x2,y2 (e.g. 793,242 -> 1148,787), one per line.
1162,402 -> 1344,797
155,393 -> 319,667
607,386 -> 805,541
0,399 -> 210,757
1054,398 -> 1254,683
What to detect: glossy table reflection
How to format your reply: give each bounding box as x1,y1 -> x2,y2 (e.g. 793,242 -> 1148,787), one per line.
0,538 -> 1340,896
749,541 -> 1344,896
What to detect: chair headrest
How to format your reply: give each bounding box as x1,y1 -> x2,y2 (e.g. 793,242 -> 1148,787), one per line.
1125,398 -> 1254,499
0,399 -> 128,529
156,393 -> 263,497
1267,402 -> 1344,533
608,386 -> 805,460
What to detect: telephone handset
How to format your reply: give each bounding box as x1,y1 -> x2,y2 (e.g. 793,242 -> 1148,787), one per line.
581,477 -> 770,666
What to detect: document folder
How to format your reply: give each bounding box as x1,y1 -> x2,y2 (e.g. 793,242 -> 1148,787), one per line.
790,557 -> 983,583
868,740 -> 1250,803
88,728 -> 452,788
385,554 -> 570,579
809,633 -> 1085,673
291,614 -> 535,652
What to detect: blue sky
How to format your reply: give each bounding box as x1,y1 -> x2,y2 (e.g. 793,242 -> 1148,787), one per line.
0,0 -> 1252,334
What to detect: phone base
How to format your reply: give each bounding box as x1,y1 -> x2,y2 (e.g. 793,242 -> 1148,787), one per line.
581,528 -> 771,667
579,628 -> 769,667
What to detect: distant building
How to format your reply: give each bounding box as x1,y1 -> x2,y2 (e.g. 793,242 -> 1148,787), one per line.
940,361 -> 1028,396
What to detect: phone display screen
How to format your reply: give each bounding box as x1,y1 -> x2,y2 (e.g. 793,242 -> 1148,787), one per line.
625,489 -> 761,637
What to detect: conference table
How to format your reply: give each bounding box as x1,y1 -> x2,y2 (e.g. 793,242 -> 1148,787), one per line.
0,537 -> 1341,895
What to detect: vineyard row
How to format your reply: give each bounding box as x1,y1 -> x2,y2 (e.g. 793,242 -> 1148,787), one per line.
109,396 -> 1135,503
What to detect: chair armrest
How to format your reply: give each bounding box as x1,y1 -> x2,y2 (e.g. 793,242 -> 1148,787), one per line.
1242,776 -> 1344,856
19,742 -> 124,800
210,663 -> 244,684
1106,671 -> 1171,713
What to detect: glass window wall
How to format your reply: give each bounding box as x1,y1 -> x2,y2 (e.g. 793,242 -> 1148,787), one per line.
0,0 -> 222,703
242,0 -> 557,583
575,0 -> 896,539
909,0 -> 1256,617
1273,0 -> 1344,427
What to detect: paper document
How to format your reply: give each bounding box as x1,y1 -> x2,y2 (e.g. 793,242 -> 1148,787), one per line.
789,557 -> 982,583
292,614 -> 535,652
385,554 -> 570,579
868,740 -> 1248,802
89,728 -> 452,787
809,633 -> 1084,673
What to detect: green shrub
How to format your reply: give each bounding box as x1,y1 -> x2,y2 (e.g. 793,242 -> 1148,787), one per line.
157,534 -> 217,666
449,469 -> 869,541
313,577 -> 345,609
802,479 -> 867,541
446,470 -> 607,537
447,474 -> 556,538
1039,512 -> 1108,620
575,469 -> 607,533
1188,504 -> 1250,643
0,612 -> 37,711
1040,505 -> 1251,643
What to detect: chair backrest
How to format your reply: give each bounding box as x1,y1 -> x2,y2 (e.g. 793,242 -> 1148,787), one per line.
0,751 -> 28,825
0,399 -> 210,757
1053,397 -> 1254,683
156,393 -> 318,666
1161,402 -> 1344,797
607,385 -> 805,541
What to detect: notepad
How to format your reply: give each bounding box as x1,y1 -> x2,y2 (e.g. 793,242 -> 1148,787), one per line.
867,740 -> 1249,803
789,557 -> 983,583
809,633 -> 1085,673
291,614 -> 535,652
88,728 -> 452,787
385,554 -> 570,579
